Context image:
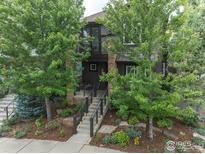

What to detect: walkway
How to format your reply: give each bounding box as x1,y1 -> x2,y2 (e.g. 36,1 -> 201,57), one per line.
0,138 -> 122,153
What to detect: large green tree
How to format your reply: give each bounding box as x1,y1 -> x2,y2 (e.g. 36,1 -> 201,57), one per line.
0,0 -> 86,120
100,0 -> 204,140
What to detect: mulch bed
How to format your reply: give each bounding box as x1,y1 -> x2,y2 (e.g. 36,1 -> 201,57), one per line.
4,117 -> 74,142
90,109 -> 199,153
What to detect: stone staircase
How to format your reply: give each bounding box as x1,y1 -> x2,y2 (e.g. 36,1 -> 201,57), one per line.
68,91 -> 108,144
0,94 -> 16,126
77,97 -> 104,135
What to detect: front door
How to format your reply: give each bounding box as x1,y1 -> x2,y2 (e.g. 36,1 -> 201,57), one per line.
82,62 -> 108,90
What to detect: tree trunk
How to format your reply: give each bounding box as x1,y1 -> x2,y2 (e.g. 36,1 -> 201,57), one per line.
147,115 -> 154,141
45,97 -> 52,121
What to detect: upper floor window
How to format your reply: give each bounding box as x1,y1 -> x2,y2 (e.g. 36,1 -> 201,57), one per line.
123,23 -> 135,45
126,65 -> 137,75
91,27 -> 100,53
123,36 -> 135,45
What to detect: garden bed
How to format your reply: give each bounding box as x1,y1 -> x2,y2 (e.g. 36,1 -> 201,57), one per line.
90,109 -> 199,153
0,103 -> 83,142
3,117 -> 73,142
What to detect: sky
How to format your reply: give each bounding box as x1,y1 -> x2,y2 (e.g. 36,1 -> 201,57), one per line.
83,0 -> 109,17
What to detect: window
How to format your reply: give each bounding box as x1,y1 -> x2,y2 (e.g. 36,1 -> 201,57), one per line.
123,24 -> 135,45
123,36 -> 135,45
126,65 -> 136,75
91,27 -> 100,53
90,64 -> 97,71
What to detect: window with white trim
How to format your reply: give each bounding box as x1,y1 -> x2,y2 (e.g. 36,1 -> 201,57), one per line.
90,64 -> 97,71
126,65 -> 136,75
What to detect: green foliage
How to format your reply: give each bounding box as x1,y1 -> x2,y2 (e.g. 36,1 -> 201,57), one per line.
0,125 -> 11,137
102,135 -> 117,145
35,129 -> 43,136
46,120 -> 60,131
192,137 -> 205,148
125,128 -> 142,139
128,116 -> 139,126
112,131 -> 130,146
102,135 -> 111,145
177,107 -> 199,127
59,109 -> 74,118
194,128 -> 205,136
14,130 -> 26,139
73,103 -> 83,113
35,117 -> 44,130
15,94 -> 45,119
0,0 -> 87,120
99,0 -> 205,140
3,116 -> 18,127
157,119 -> 173,128
0,80 -> 9,98
59,128 -> 65,137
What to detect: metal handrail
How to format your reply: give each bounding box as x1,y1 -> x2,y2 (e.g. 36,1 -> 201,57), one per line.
73,87 -> 94,134
4,99 -> 15,119
90,90 -> 108,118
90,89 -> 108,137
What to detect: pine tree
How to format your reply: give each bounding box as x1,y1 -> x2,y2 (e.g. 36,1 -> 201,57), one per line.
0,0 -> 85,120
100,0 -> 204,140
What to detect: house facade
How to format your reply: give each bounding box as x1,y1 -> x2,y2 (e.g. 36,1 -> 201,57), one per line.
77,12 -> 136,93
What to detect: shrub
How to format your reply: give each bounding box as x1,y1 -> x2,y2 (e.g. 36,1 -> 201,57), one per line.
59,109 -> 74,118
35,130 -> 43,136
102,135 -> 111,145
128,116 -> 139,126
157,119 -> 173,128
2,116 -> 18,127
59,128 -> 65,137
125,128 -> 142,139
15,94 -> 45,119
35,117 -> 44,129
0,80 -> 9,98
14,130 -> 26,138
46,120 -> 60,130
132,110 -> 147,121
73,103 -> 83,113
177,107 -> 199,127
0,125 -> 11,137
113,131 -> 130,146
194,128 -> 205,136
116,105 -> 129,120
192,137 -> 205,148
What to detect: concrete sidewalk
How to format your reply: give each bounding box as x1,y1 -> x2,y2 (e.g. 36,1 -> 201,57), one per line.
0,138 -> 122,153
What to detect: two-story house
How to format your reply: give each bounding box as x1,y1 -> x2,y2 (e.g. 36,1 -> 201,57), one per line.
77,12 -> 137,94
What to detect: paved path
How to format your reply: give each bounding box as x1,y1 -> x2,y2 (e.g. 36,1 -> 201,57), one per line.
0,138 -> 122,153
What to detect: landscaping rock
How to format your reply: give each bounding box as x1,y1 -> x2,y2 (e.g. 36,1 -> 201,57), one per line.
193,145 -> 205,153
119,121 -> 129,127
62,117 -> 73,127
56,109 -> 63,115
137,123 -> 146,128
193,132 -> 205,141
163,130 -> 179,140
180,131 -> 186,136
98,125 -> 118,135
153,127 -> 162,133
